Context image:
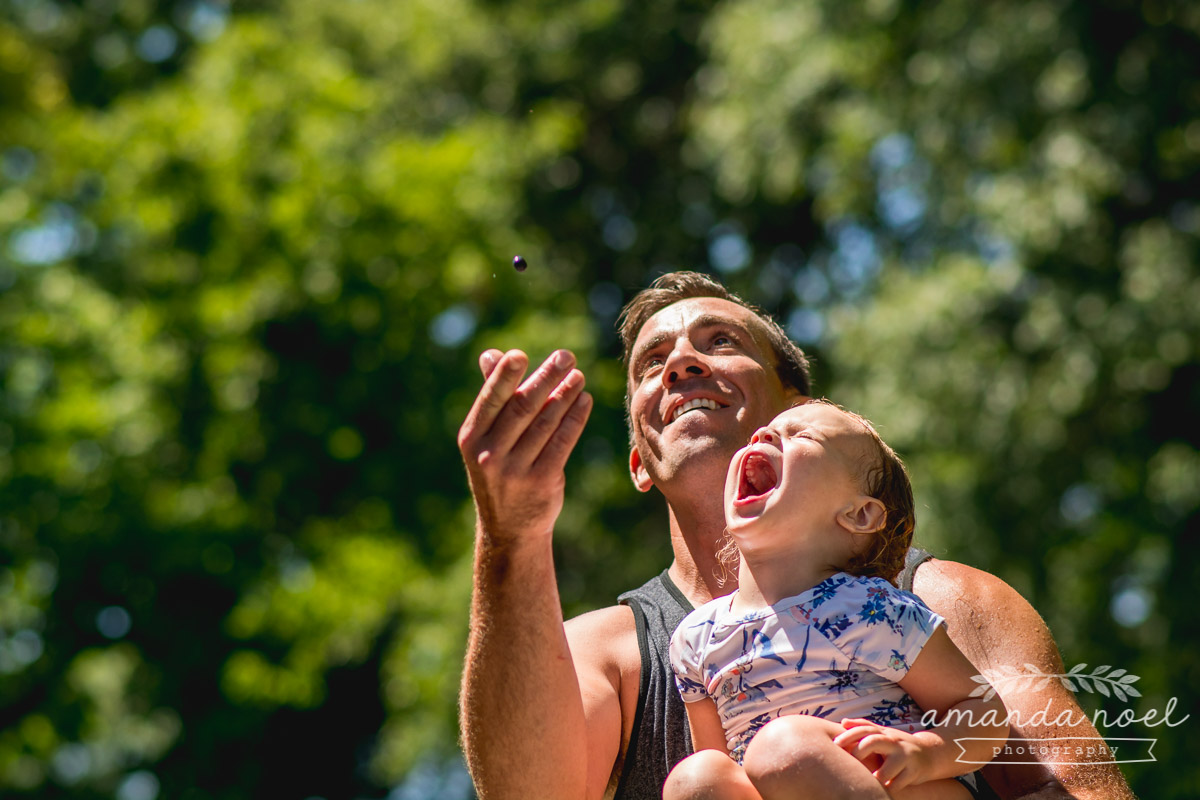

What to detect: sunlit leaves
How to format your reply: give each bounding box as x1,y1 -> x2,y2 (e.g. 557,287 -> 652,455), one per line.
0,644 -> 180,792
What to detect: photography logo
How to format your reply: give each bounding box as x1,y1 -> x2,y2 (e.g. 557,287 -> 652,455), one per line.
969,662 -> 1142,703
945,663 -> 1188,765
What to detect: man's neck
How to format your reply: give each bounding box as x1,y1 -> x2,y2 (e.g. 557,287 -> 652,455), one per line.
663,489 -> 734,607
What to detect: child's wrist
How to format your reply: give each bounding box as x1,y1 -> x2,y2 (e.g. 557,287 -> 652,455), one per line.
911,729 -> 947,750
910,730 -> 962,778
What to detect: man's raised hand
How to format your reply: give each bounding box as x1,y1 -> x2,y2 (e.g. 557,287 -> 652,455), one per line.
458,348 -> 592,544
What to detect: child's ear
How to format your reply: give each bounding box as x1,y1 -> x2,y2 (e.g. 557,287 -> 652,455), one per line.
837,496 -> 887,535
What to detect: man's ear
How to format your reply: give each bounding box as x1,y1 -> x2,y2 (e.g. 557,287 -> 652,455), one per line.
837,496 -> 886,535
629,446 -> 654,493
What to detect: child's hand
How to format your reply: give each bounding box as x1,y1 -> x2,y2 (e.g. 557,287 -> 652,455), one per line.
833,718 -> 934,791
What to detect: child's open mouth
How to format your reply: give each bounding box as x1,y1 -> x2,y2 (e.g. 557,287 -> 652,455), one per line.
738,452 -> 778,503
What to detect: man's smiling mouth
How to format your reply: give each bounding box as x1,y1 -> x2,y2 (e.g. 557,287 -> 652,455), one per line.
671,398 -> 723,423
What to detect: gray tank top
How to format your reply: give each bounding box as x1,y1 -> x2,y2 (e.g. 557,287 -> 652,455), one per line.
613,571 -> 693,800
610,549 -> 998,800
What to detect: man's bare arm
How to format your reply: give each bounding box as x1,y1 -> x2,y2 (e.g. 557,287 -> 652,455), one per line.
458,347 -> 609,800
914,559 -> 1137,800
565,606 -> 641,799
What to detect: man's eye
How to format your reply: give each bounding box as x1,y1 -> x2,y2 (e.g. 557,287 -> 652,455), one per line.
641,357 -> 664,375
712,335 -> 733,347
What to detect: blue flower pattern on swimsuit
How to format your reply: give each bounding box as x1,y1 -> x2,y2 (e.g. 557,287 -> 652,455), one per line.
669,573 -> 945,763
814,659 -> 863,696
863,693 -> 921,727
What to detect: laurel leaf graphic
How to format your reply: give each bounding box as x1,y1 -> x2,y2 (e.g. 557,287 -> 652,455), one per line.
1113,686 -> 1127,702
1069,663 -> 1087,675
1119,674 -> 1140,684
1062,678 -> 1078,692
1095,679 -> 1111,697
1091,665 -> 1111,676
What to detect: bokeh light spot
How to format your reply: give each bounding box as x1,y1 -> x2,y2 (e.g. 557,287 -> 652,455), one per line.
429,305 -> 477,348
137,26 -> 178,63
97,606 -> 132,639
116,770 -> 160,800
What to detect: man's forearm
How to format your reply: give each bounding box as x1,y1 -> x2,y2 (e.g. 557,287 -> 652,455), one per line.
460,531 -> 590,800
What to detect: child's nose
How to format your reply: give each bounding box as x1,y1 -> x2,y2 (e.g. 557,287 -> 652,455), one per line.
750,427 -> 777,445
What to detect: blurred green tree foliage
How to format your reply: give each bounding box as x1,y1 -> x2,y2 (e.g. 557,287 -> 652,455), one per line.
0,0 -> 1196,797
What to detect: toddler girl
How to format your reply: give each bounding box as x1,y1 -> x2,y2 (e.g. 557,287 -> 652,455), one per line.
667,400 -> 1008,799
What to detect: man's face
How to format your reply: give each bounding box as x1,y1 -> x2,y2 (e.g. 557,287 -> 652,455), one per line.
626,297 -> 803,492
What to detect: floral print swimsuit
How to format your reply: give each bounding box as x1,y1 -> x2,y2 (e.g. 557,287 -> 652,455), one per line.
669,572 -> 945,763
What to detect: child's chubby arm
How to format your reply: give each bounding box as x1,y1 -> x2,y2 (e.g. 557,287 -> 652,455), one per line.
834,626 -> 1009,791
684,696 -> 732,754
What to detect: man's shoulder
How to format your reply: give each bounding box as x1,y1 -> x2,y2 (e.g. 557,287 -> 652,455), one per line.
912,557 -> 1029,610
913,557 -> 1057,665
565,604 -> 640,671
566,603 -> 637,635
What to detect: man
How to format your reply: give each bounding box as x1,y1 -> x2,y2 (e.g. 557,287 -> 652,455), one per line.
458,272 -> 1135,800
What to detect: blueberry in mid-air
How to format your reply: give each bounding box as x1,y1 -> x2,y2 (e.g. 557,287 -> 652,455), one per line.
513,255 -> 528,272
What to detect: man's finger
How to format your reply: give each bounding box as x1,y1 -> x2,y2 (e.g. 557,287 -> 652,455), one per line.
479,349 -> 503,379
485,350 -> 577,453
510,369 -> 586,465
459,350 -> 528,453
532,391 -> 592,473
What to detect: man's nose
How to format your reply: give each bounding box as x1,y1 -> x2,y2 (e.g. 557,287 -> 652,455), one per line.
662,341 -> 710,386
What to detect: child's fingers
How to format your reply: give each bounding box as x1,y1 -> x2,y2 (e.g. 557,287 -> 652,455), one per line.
871,751 -> 908,786
833,726 -> 879,748
840,717 -> 877,729
882,765 -> 917,792
854,734 -> 901,761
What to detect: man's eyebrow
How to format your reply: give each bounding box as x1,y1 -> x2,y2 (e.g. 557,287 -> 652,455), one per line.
631,331 -> 672,364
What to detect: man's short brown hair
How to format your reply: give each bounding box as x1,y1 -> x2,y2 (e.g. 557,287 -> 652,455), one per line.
616,271 -> 813,398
